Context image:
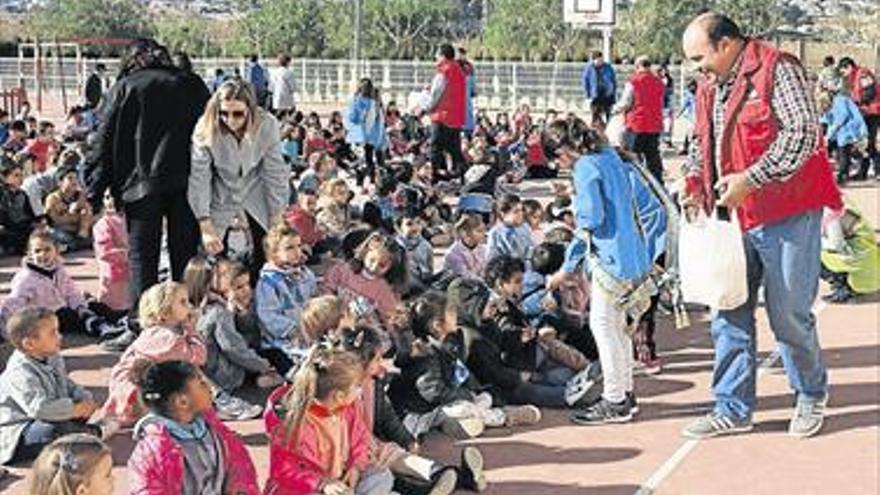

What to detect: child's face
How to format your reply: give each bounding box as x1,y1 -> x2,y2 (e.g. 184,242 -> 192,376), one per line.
23,315 -> 62,358
186,373 -> 215,414
399,217 -> 422,238
212,262 -> 232,295
562,212 -> 575,229
82,453 -> 114,495
271,234 -> 305,268
298,190 -> 318,213
332,184 -> 350,205
527,210 -> 543,228
318,158 -> 337,180
59,172 -> 78,194
415,164 -> 433,182
503,203 -> 525,226
166,287 -> 194,327
229,273 -> 252,309
432,307 -> 458,340
463,223 -> 486,247
497,272 -> 524,300
365,353 -> 385,379
363,244 -> 392,276
29,237 -> 59,269
38,126 -> 55,141
2,168 -> 23,190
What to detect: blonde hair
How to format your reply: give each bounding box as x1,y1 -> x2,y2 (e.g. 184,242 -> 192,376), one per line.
300,296 -> 344,343
29,433 -> 111,495
138,281 -> 186,327
193,78 -> 261,146
281,345 -> 363,444
183,254 -> 232,307
318,178 -> 348,202
262,221 -> 301,258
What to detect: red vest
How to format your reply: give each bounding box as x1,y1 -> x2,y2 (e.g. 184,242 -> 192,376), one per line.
624,71 -> 665,133
432,59 -> 467,129
847,66 -> 880,116
691,40 -> 841,231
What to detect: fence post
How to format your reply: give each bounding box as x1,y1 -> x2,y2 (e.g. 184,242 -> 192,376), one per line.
511,63 -> 518,110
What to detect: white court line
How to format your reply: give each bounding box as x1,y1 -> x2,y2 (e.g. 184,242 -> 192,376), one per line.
633,300 -> 828,495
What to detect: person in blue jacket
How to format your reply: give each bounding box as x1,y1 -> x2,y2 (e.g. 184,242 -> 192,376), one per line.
458,47 -> 478,135
344,78 -> 386,188
818,89 -> 868,184
545,120 -> 666,426
582,51 -> 617,126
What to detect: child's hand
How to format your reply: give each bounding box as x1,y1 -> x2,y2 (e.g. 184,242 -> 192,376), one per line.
322,480 -> 353,495
343,469 -> 360,489
409,441 -> 421,454
538,327 -> 557,342
541,294 -> 558,311
520,326 -> 537,343
73,399 -> 99,419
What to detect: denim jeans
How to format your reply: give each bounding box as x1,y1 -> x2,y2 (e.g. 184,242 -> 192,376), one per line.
711,209 -> 828,420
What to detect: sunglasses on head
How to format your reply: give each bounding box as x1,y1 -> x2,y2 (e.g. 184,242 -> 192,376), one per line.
219,110 -> 247,119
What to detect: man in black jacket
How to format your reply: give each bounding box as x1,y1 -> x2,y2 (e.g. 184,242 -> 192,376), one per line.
84,39 -> 210,343
83,63 -> 106,110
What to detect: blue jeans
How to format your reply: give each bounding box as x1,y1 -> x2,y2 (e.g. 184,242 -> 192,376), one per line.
711,210 -> 828,420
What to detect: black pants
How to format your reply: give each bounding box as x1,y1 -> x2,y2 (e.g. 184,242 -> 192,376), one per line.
590,98 -> 613,127
0,223 -> 31,255
124,191 -> 199,313
624,132 -> 663,182
357,144 -> 385,187
430,123 -> 466,180
835,143 -> 860,183
245,214 -> 268,285
858,114 -> 880,179
258,348 -> 294,378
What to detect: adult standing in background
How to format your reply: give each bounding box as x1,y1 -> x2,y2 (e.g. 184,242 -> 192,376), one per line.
424,43 -> 467,181
680,12 -> 840,440
189,79 -> 288,277
244,54 -> 269,108
270,53 -> 297,118
614,56 -> 665,182
84,39 -> 210,347
83,63 -> 106,110
582,50 -> 617,127
838,57 -> 880,180
458,47 -> 477,135
344,78 -> 386,189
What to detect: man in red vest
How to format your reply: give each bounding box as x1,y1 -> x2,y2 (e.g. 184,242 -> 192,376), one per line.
613,56 -> 665,181
838,57 -> 880,180
423,43 -> 468,180
680,12 -> 841,440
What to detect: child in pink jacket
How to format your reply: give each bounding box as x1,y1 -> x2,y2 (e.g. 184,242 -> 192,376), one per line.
128,360 -> 259,495
264,345 -> 393,495
92,191 -> 130,313
102,281 -> 207,426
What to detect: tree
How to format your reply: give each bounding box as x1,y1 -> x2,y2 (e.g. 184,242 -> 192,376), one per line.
482,0 -> 590,61
24,0 -> 153,51
232,0 -> 325,57
364,0 -> 458,59
154,13 -> 223,58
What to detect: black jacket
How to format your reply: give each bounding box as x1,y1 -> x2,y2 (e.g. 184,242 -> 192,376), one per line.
371,377 -> 415,448
495,297 -> 538,372
85,66 -> 210,207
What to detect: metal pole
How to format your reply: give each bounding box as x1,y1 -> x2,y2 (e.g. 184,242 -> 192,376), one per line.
353,0 -> 362,79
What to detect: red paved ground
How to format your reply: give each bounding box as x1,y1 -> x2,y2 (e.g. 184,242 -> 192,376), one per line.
0,182 -> 877,495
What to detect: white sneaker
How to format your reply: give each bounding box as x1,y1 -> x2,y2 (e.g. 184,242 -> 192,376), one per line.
481,407 -> 507,428
473,392 -> 493,410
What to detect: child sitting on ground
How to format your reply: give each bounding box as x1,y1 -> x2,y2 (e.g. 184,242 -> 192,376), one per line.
396,213 -> 434,295
102,281 -> 207,427
389,292 -> 540,443
0,156 -> 39,255
485,193 -> 534,264
316,177 -> 352,239
442,214 -> 487,280
340,325 -> 487,494
128,360 -> 260,495
0,231 -> 119,340
22,121 -> 58,173
264,344 -> 395,495
28,433 -> 113,495
255,223 -> 318,377
0,308 -> 103,466
184,255 -> 275,421
321,233 -> 403,327
522,199 -> 546,245
44,165 -> 92,251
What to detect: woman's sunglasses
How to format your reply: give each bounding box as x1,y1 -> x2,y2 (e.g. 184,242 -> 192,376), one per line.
219,110 -> 247,120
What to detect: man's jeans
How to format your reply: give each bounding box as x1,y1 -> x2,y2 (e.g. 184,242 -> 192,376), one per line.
711,209 -> 828,420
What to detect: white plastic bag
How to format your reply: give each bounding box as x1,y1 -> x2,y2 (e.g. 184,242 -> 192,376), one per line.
605,114 -> 626,147
678,211 -> 748,310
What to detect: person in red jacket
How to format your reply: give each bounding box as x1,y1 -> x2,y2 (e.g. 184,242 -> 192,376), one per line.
613,56 -> 665,181
423,43 -> 468,181
838,57 -> 880,180
680,12 -> 841,440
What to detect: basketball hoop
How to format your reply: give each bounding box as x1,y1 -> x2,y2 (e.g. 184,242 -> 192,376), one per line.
564,0 -> 616,29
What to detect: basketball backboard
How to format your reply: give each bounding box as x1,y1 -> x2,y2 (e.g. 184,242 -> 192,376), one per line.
564,0 -> 617,28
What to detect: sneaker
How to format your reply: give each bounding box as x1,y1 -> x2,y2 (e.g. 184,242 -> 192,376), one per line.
502,405 -> 542,427
458,446 -> 488,492
565,361 -> 602,406
788,395 -> 828,438
627,391 -> 639,416
101,329 -> 138,352
441,416 -> 485,439
640,357 -> 663,375
473,391 -> 493,410
428,467 -> 458,495
214,393 -> 263,421
681,412 -> 753,439
570,398 -> 633,425
481,407 -> 507,428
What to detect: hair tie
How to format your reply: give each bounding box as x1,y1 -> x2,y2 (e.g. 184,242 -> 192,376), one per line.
56,449 -> 80,473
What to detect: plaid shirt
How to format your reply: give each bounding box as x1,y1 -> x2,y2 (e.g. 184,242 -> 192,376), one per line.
687,52 -> 820,189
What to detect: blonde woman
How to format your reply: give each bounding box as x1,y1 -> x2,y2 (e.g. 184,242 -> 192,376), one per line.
188,78 -> 289,275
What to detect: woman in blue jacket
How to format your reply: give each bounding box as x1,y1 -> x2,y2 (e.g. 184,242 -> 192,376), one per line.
344,78 -> 386,188
819,89 -> 868,184
545,120 -> 666,426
